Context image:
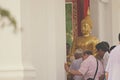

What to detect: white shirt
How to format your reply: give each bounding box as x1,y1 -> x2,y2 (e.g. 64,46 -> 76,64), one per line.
103,52 -> 109,69
106,45 -> 120,80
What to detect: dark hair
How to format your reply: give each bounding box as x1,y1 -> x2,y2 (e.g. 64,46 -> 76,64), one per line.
83,50 -> 93,55
110,45 -> 116,51
96,42 -> 110,53
102,41 -> 110,49
118,33 -> 120,41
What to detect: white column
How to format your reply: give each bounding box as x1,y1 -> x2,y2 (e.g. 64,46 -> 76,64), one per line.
21,0 -> 36,80
0,0 -> 24,80
22,0 -> 66,80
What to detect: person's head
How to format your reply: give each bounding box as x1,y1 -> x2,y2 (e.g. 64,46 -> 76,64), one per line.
74,49 -> 83,59
96,42 -> 110,58
101,41 -> 110,49
81,16 -> 93,35
82,50 -> 92,60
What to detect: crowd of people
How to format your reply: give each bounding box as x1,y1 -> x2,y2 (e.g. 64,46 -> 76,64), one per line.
65,36 -> 119,80
65,15 -> 119,80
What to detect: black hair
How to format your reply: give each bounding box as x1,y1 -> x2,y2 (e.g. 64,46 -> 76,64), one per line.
101,41 -> 110,49
83,50 -> 93,55
118,33 -> 120,41
110,45 -> 116,51
96,42 -> 110,53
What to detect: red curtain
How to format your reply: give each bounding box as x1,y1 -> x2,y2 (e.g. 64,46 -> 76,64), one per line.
77,0 -> 90,36
84,0 -> 89,17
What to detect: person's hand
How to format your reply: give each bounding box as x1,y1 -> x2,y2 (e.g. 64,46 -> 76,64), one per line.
64,63 -> 69,72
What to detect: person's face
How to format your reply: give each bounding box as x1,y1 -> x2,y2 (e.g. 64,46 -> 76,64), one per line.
74,53 -> 82,59
97,49 -> 105,59
81,22 -> 91,35
82,54 -> 89,60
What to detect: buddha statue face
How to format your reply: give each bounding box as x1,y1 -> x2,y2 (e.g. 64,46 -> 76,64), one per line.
81,22 -> 91,35
81,16 -> 92,36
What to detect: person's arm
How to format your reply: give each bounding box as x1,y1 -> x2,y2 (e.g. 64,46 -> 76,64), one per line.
64,63 -> 82,75
105,72 -> 108,80
105,54 -> 111,80
69,69 -> 82,75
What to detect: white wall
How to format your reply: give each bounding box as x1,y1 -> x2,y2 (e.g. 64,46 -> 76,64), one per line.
0,0 -> 23,80
90,0 -> 116,46
0,0 -> 66,80
21,0 -> 66,80
111,0 -> 120,45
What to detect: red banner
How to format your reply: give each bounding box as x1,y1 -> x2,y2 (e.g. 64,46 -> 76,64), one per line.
84,0 -> 89,17
77,0 -> 90,36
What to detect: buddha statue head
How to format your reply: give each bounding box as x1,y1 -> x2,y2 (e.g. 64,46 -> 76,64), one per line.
81,16 -> 93,36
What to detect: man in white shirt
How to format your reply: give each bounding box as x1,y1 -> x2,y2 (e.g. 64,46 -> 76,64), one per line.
105,33 -> 120,80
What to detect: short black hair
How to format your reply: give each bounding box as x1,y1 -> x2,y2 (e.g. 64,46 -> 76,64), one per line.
83,50 -> 93,55
101,41 -> 110,49
96,42 -> 110,52
110,45 -> 116,51
118,33 -> 120,41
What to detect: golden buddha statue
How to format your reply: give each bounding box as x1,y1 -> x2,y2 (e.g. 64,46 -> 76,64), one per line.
71,15 -> 99,56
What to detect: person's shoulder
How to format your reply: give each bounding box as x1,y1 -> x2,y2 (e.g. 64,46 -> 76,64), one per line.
117,44 -> 120,47
78,58 -> 83,61
112,45 -> 120,51
110,45 -> 120,55
86,55 -> 95,61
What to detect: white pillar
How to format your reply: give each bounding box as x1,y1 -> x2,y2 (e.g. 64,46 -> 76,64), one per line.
0,0 -> 24,80
21,0 -> 36,80
21,0 -> 66,80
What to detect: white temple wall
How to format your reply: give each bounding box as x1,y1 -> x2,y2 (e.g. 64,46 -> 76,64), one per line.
21,0 -> 66,80
111,0 -> 120,45
90,0 -> 120,46
0,0 -> 120,80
